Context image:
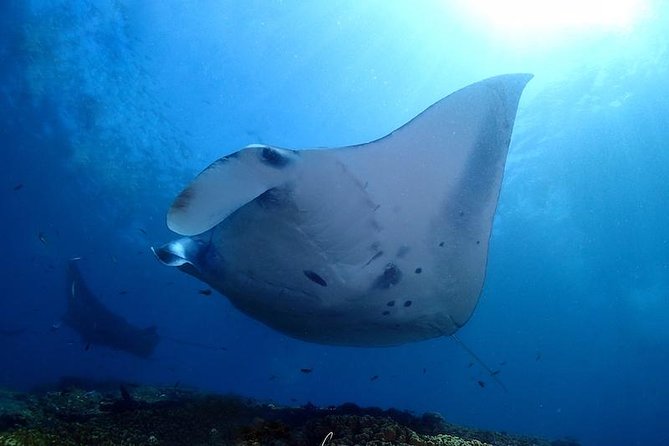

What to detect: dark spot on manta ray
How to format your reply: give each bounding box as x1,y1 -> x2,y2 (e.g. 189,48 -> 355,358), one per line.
260,146 -> 290,167
387,300 -> 395,307
382,311 -> 390,316
404,300 -> 412,307
304,270 -> 327,287
372,263 -> 402,289
396,246 -> 410,258
415,267 -> 422,274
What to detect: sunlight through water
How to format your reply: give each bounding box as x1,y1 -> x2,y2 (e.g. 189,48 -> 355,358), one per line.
453,0 -> 649,44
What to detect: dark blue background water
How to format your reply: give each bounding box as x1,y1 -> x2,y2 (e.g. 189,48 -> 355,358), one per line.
2,2 -> 668,445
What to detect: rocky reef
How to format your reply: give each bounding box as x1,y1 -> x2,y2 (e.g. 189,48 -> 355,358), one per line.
0,385 -> 576,446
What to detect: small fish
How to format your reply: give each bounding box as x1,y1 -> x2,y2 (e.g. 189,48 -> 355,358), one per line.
370,375 -> 379,381
467,362 -> 474,368
119,290 -> 128,295
13,183 -> 23,191
85,343 -> 91,351
422,368 -> 427,374
477,380 -> 486,388
300,368 -> 313,374
269,375 -> 277,381
535,352 -> 542,361
137,228 -> 147,235
38,232 -> 47,245
198,288 -> 212,296
491,370 -> 501,376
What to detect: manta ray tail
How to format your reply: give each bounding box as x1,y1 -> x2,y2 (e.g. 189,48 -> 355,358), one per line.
451,334 -> 508,392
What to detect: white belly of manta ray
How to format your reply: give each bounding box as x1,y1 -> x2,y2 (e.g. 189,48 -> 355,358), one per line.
153,74 -> 532,347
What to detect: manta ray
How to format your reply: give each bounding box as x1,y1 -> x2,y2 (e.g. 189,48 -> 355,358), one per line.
154,74 -> 532,346
65,259 -> 160,357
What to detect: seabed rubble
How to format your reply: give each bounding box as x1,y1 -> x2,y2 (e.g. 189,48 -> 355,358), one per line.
0,386 -> 578,446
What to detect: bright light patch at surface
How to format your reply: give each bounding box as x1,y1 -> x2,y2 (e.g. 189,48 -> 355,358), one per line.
455,0 -> 648,41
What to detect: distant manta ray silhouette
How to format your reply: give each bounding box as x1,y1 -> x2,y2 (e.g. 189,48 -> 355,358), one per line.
154,74 -> 532,348
65,259 -> 160,358
65,258 -> 226,358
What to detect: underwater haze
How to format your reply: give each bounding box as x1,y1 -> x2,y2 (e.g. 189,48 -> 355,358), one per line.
2,1 -> 668,445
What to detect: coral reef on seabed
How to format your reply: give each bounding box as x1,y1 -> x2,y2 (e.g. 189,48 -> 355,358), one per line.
0,386 -> 578,446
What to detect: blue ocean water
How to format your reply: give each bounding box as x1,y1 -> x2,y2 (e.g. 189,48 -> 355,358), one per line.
2,1 -> 668,445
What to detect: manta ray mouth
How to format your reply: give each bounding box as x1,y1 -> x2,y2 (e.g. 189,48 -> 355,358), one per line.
151,237 -> 211,279
152,244 -> 190,267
